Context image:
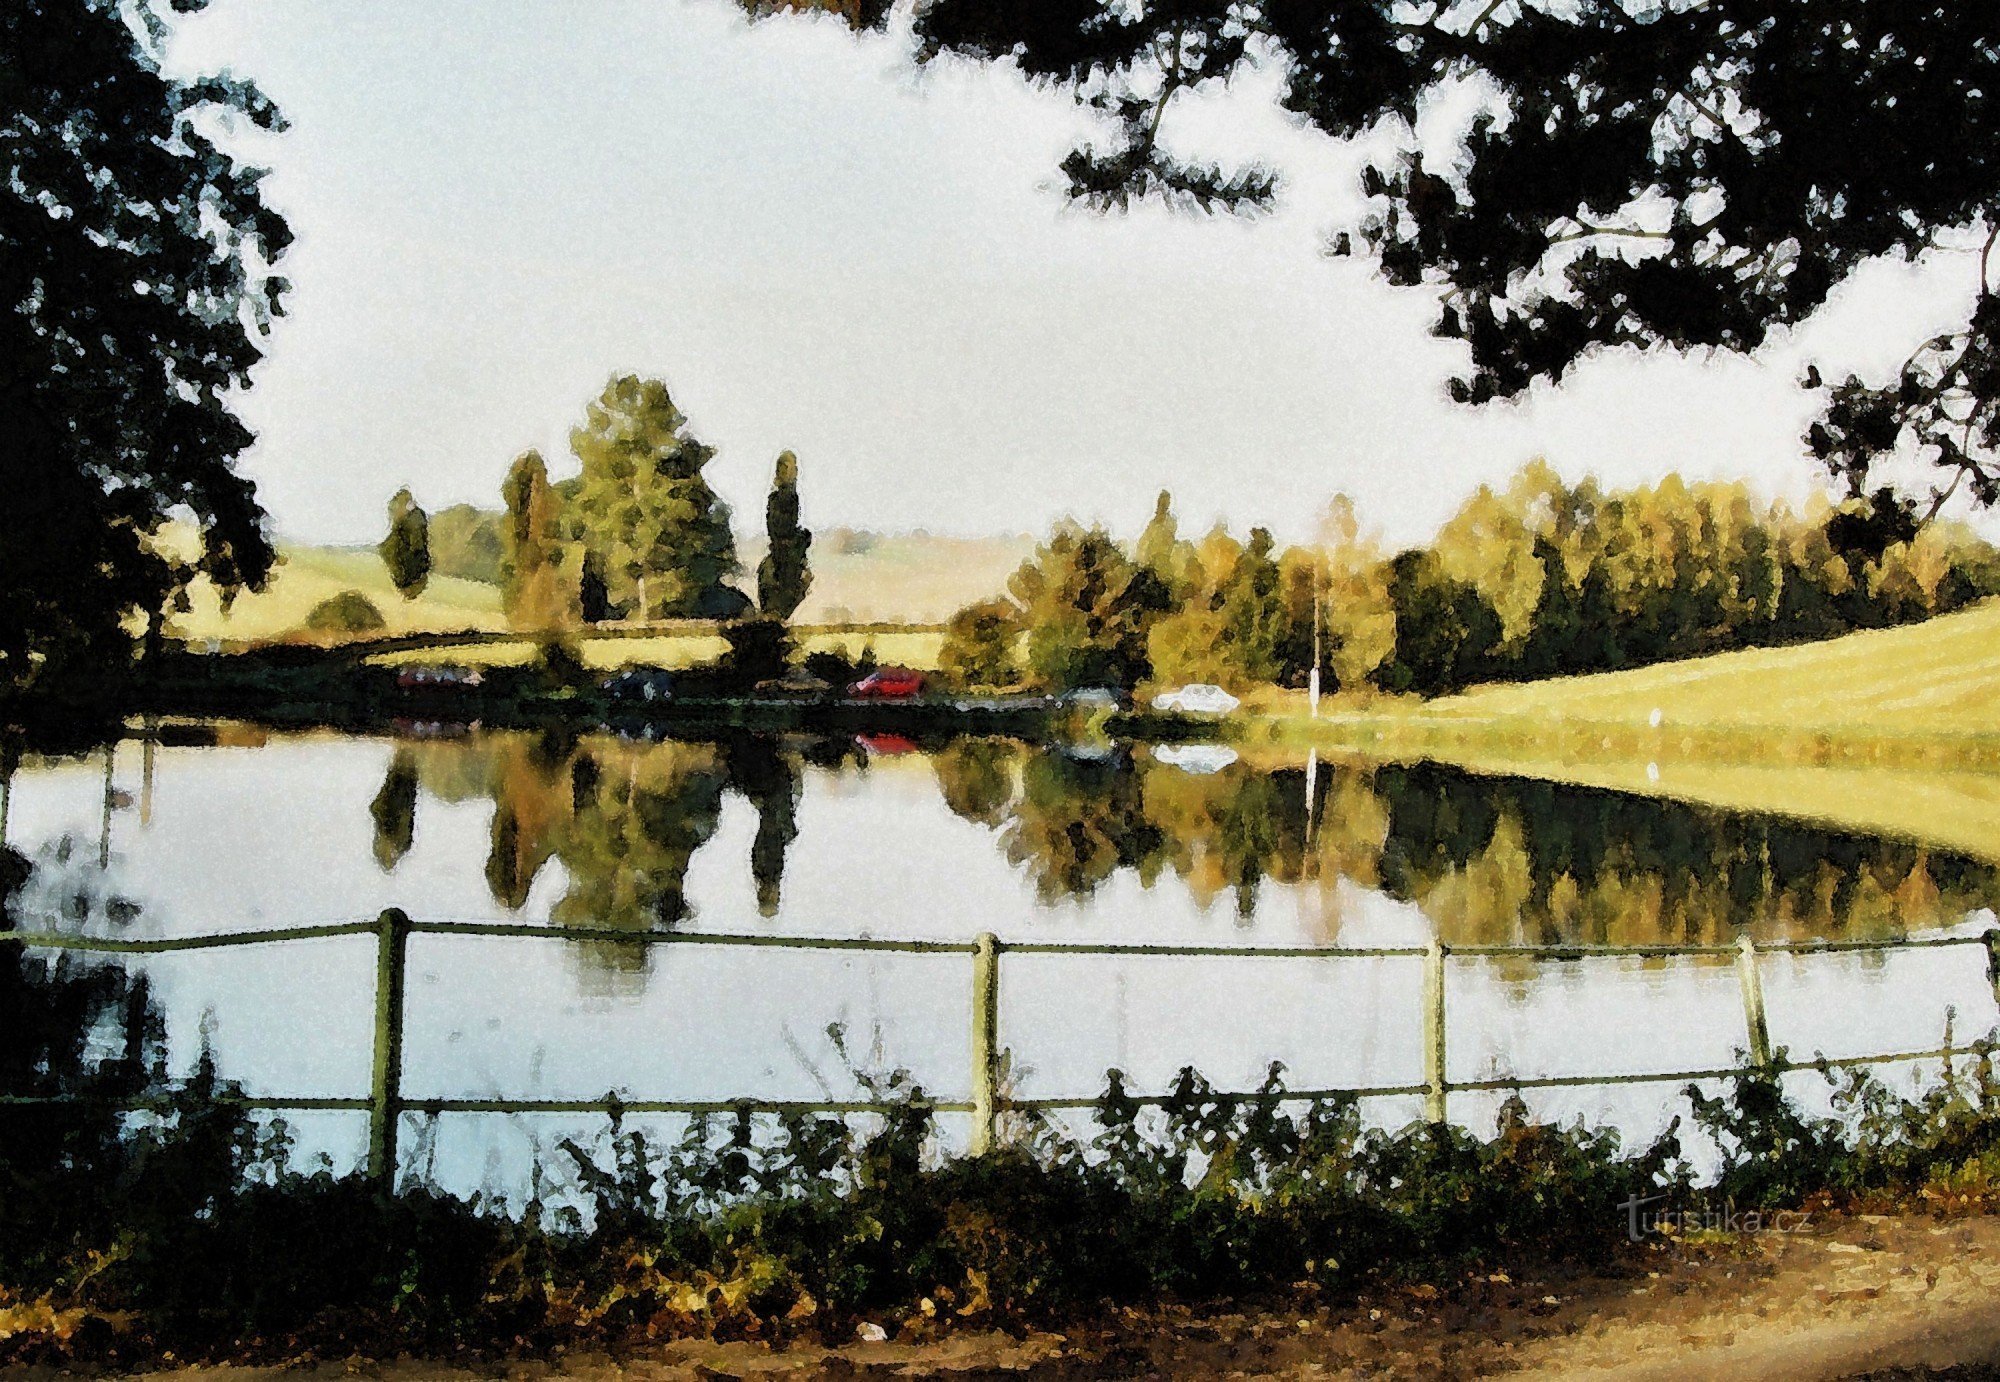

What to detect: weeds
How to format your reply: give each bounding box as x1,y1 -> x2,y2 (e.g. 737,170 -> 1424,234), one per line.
6,953 -> 2000,1365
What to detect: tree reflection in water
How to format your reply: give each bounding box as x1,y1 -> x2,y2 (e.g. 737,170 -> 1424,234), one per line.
930,743 -> 2000,949
364,731 -> 2000,984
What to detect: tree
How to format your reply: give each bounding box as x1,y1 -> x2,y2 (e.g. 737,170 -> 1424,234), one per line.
1134,490 -> 1201,601
756,450 -> 813,621
427,504 -> 505,585
1007,524 -> 1172,690
1314,497 -> 1397,693
500,450 -> 571,631
940,598 -> 1024,688
895,0 -> 2000,519
302,590 -> 386,640
2,0 -> 290,695
568,376 -> 743,621
378,489 -> 432,600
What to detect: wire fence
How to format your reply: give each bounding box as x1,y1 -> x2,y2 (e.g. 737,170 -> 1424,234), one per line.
4,915 -> 1996,1182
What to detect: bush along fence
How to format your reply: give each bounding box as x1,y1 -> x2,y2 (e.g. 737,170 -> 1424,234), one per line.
2,915 -> 1996,1183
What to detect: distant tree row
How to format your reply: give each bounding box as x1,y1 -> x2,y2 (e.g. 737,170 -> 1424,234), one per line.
376,375 -> 812,631
941,463 -> 2000,695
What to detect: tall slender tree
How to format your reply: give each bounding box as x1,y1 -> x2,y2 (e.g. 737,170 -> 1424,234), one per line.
756,450 -> 813,621
501,450 -> 569,631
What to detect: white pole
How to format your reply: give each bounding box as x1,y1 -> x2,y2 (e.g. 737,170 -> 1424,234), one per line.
1309,574 -> 1323,718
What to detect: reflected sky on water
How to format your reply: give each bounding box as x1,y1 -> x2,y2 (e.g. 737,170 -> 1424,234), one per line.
5,725 -> 1995,1197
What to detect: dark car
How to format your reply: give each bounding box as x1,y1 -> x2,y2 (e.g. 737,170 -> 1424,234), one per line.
396,665 -> 484,691
847,667 -> 924,700
600,667 -> 675,704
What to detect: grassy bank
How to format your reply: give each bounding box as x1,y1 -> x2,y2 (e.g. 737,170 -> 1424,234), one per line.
1223,600 -> 2000,860
360,629 -> 946,673
1432,595 -> 2000,738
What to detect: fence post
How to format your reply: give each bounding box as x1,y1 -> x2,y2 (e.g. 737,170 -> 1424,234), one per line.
97,743 -> 115,870
970,931 -> 1000,1155
1423,939 -> 1448,1124
368,908 -> 411,1187
1736,934 -> 1772,1069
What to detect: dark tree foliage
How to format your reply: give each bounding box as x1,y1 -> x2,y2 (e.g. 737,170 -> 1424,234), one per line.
756,450 -> 813,621
888,0 -> 2000,515
2,0 -> 290,695
378,488 -> 432,599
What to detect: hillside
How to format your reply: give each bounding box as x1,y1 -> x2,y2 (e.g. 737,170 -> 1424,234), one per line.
168,531 -> 1034,644
1433,597 -> 2000,739
168,545 -> 506,644
743,530 -> 1035,624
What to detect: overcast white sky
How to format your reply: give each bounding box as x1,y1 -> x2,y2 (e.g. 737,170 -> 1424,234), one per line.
168,0 -> 1990,550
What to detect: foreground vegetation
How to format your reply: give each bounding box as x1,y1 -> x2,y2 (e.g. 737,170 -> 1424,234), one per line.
9,918 -> 2000,1367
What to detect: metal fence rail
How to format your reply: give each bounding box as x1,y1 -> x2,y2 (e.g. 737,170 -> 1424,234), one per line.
4,915 -> 1996,1182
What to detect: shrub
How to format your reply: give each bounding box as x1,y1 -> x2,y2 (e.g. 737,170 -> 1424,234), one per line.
300,591 -> 386,639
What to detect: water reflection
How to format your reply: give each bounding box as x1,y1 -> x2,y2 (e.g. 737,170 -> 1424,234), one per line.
333,729 -> 2000,965
6,724 -> 1998,1197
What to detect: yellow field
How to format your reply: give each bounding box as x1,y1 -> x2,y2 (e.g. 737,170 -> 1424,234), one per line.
169,532 -> 1024,645
1249,599 -> 2000,860
779,533 -> 1033,624
1433,598 -> 2000,738
169,545 -> 506,644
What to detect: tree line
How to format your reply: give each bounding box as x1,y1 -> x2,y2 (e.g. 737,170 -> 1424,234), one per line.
374,375 -> 813,637
941,462 -> 2000,696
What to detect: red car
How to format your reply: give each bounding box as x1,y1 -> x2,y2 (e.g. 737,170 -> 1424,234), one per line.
847,667 -> 924,700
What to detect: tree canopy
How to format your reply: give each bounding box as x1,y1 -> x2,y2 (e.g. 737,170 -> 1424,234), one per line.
378,489 -> 431,600
941,465 -> 2000,695
851,0 -> 2000,519
2,0 -> 290,694
567,376 -> 745,621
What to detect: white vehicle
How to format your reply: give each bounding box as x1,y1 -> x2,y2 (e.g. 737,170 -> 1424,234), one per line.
1152,743 -> 1239,775
1150,683 -> 1241,716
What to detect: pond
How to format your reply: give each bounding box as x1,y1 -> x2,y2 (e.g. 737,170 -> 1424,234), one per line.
5,723 -> 1996,1199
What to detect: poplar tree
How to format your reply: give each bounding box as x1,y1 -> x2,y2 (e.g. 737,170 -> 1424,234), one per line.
756,451 -> 813,621
501,450 -> 568,630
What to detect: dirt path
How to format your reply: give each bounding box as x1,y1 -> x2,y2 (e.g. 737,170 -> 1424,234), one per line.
19,1210 -> 2000,1380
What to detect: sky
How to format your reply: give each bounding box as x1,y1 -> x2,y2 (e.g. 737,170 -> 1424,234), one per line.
168,0 -> 1992,551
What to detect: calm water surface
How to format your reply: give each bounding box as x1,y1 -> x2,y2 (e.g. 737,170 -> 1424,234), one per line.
6,725 -> 1995,1196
